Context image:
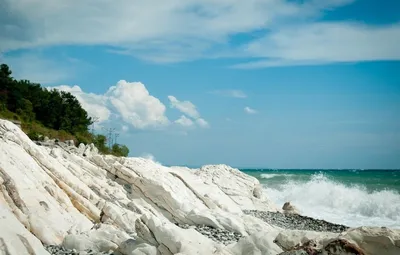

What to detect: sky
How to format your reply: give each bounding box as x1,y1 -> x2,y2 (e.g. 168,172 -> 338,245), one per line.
1,0 -> 399,169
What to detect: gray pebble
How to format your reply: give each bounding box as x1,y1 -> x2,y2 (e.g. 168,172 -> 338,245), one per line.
176,223 -> 243,245
243,210 -> 349,233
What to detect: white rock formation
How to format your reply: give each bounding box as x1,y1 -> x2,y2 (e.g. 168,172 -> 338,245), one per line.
0,119 -> 399,255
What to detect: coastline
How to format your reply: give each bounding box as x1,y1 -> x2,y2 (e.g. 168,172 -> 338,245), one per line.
1,119 -> 399,255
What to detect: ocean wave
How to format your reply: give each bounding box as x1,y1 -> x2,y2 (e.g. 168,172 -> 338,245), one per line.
260,173 -> 290,179
263,173 -> 400,228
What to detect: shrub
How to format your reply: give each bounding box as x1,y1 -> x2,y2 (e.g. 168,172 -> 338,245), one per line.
27,131 -> 40,141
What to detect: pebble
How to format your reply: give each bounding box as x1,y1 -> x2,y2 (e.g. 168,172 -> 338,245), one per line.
244,210 -> 349,233
176,223 -> 243,245
44,245 -> 114,255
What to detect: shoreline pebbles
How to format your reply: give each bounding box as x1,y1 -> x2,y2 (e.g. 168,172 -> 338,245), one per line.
244,210 -> 349,233
45,245 -> 114,255
176,223 -> 243,245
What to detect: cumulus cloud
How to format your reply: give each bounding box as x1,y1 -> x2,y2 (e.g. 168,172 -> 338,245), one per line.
2,0 -> 398,66
168,96 -> 200,119
51,80 -> 170,129
244,106 -> 257,114
51,82 -> 210,131
210,90 -> 247,98
168,96 -> 209,128
175,115 -> 194,127
106,80 -> 169,129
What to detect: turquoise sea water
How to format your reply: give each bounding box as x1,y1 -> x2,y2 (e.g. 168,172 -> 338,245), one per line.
241,169 -> 400,229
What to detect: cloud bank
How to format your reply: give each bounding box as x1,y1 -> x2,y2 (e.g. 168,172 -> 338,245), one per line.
51,81 -> 209,130
1,0 -> 399,67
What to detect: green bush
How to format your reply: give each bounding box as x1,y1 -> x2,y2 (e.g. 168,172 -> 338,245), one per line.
27,131 -> 40,141
111,144 -> 129,157
75,132 -> 93,145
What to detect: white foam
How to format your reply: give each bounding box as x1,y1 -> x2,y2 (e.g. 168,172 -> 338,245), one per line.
263,173 -> 400,228
260,173 -> 290,179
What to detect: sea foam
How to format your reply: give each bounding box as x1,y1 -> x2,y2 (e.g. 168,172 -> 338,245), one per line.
263,173 -> 400,228
260,173 -> 290,179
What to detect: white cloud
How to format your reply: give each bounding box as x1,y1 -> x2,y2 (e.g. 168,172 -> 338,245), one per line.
234,22 -> 400,68
168,95 -> 200,119
196,118 -> 210,128
244,106 -> 257,114
107,80 -> 170,129
2,0 -> 397,67
51,80 -> 170,129
3,0 -> 395,67
175,115 -> 194,127
0,0 -> 298,55
122,125 -> 129,132
51,85 -> 111,123
168,96 -> 209,128
210,90 -> 247,98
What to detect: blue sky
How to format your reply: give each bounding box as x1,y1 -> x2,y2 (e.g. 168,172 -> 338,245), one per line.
1,0 -> 399,169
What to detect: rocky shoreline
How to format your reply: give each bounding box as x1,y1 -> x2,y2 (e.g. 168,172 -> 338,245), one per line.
46,213 -> 347,255
1,119 -> 399,255
244,210 -> 349,233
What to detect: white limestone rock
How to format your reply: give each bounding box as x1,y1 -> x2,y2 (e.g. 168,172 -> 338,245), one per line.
274,229 -> 338,251
195,164 -> 278,211
335,227 -> 400,255
63,224 -> 131,252
2,119 -> 400,255
0,203 -> 50,255
0,121 -> 93,245
229,231 -> 283,255
130,214 -> 232,255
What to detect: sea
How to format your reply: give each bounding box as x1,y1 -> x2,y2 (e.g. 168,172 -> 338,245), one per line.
242,169 -> 400,229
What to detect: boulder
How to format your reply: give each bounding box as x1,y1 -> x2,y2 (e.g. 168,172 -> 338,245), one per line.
282,202 -> 300,215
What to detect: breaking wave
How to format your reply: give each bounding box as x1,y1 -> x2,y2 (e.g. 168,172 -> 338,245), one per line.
260,173 -> 290,179
263,173 -> 400,228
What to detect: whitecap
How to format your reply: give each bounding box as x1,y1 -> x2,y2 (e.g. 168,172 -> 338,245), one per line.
260,173 -> 290,179
263,173 -> 400,228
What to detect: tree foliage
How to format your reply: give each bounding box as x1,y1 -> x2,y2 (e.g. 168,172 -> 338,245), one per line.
0,63 -> 130,157
0,64 -> 92,134
112,144 -> 130,157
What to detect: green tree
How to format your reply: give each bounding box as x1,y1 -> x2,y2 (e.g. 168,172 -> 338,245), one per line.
0,63 -> 130,157
111,144 -> 129,157
0,64 -> 12,109
94,134 -> 109,153
16,99 -> 35,122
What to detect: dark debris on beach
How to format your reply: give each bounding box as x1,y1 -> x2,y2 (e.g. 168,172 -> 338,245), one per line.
244,210 -> 349,233
176,223 -> 243,245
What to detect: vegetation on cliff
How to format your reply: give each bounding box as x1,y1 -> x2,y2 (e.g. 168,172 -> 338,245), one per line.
0,63 -> 129,157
